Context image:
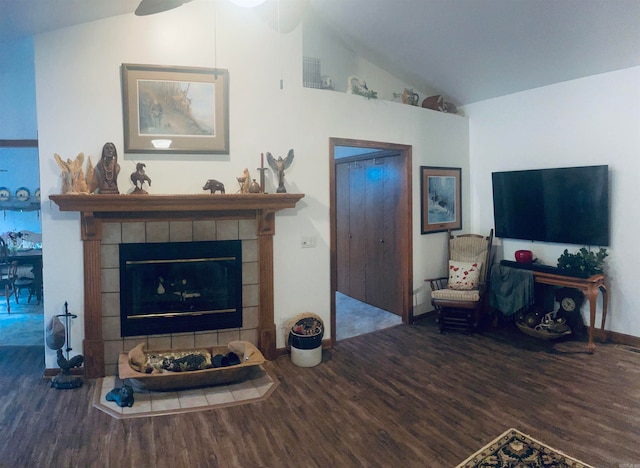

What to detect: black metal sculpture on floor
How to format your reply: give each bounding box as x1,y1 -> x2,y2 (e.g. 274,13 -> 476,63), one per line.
47,301 -> 84,389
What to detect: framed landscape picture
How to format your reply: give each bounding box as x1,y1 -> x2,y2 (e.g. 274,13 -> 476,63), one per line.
420,166 -> 462,234
121,64 -> 229,154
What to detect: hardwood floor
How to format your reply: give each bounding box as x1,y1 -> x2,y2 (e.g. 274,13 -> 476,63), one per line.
1,318 -> 639,467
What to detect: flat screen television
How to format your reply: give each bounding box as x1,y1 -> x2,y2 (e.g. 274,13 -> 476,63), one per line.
492,165 -> 609,246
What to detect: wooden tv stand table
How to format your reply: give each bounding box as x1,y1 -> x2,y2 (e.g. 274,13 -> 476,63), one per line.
502,261 -> 608,353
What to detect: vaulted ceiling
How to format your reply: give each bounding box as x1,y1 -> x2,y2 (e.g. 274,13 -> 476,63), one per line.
1,0 -> 639,105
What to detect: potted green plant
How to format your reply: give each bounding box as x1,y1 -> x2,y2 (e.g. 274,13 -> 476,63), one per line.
556,247 -> 608,277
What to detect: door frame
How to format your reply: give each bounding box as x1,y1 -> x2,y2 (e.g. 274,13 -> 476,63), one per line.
329,138 -> 413,345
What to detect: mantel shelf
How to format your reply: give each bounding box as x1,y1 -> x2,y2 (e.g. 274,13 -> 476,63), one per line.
49,193 -> 305,214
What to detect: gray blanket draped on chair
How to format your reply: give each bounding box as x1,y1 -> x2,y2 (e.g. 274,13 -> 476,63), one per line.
489,264 -> 535,317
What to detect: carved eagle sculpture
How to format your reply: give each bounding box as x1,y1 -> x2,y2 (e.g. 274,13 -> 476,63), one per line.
130,162 -> 152,193
266,149 -> 294,193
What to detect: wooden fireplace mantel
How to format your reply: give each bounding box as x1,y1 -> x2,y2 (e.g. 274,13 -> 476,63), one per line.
49,193 -> 305,213
49,193 -> 305,378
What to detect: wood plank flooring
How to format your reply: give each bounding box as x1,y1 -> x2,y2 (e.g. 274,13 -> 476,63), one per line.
1,318 -> 639,467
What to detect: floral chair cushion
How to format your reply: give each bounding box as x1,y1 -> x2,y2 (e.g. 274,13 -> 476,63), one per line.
447,260 -> 483,290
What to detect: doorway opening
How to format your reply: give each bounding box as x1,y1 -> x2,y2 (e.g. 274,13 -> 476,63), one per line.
0,143 -> 43,347
329,138 -> 413,343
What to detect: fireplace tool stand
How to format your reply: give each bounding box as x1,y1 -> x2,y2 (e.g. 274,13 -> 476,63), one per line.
51,301 -> 84,390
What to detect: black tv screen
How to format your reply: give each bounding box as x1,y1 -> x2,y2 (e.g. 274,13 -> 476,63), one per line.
492,165 -> 609,246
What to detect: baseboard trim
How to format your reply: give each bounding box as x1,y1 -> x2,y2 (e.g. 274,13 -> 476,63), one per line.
43,331 -> 640,379
593,328 -> 640,348
411,311 -> 437,324
43,367 -> 85,378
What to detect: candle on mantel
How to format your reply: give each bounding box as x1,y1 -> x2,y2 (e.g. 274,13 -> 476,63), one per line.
258,153 -> 266,194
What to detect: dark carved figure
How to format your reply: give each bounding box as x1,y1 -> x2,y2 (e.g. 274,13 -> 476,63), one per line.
267,149 -> 294,193
95,142 -> 120,194
130,163 -> 152,194
51,348 -> 84,389
203,179 -> 225,194
56,348 -> 84,373
106,384 -> 135,407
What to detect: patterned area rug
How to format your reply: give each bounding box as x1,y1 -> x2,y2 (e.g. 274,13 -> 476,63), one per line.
457,428 -> 594,468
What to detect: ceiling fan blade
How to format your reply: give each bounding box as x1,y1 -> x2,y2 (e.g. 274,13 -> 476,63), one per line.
135,0 -> 192,16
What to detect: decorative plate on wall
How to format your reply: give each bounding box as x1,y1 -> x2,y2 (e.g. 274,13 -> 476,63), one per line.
15,187 -> 30,202
0,187 -> 9,201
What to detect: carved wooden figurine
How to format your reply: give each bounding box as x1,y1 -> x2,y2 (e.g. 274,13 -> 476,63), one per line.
53,152 -> 93,194
95,142 -> 120,194
237,168 -> 251,193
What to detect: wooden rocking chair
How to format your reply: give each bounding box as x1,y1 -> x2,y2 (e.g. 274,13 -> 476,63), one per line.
426,229 -> 493,333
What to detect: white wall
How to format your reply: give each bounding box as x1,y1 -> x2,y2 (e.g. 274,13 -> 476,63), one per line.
34,1 -> 469,367
465,67 -> 640,337
302,11 -> 438,100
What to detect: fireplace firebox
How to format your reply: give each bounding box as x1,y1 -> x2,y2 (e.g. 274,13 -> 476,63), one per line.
119,240 -> 243,337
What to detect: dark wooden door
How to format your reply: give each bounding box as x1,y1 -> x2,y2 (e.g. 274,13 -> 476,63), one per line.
336,162 -> 350,295
378,155 -> 403,313
336,154 -> 403,315
336,160 -> 367,302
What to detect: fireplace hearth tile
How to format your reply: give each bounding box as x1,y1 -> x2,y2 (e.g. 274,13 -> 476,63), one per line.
193,220 -> 217,241
93,366 -> 278,419
242,239 -> 258,262
150,393 -> 181,412
102,292 -> 119,317
229,381 -> 261,401
169,221 -> 193,242
102,223 -> 122,244
195,332 -> 219,347
218,330 -> 241,344
146,221 -> 169,242
102,269 -> 120,293
171,333 -> 196,349
239,220 -> 257,240
101,244 -> 119,268
122,222 -> 145,243
204,386 -> 235,405
126,393 -> 152,413
178,390 -> 209,408
216,220 -> 239,240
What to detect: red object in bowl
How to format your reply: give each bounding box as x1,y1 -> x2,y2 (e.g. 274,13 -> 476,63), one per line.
515,250 -> 534,263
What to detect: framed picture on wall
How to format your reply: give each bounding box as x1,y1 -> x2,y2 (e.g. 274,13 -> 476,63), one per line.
420,166 -> 462,234
121,64 -> 229,154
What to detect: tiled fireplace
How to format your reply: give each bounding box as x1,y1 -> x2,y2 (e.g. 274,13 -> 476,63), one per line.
49,193 -> 305,378
101,219 -> 259,376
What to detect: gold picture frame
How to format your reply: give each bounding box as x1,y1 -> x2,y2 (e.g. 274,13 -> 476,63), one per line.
121,63 -> 229,154
420,166 -> 462,234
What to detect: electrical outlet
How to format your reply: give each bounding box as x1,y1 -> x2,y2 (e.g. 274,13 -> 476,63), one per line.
301,236 -> 316,248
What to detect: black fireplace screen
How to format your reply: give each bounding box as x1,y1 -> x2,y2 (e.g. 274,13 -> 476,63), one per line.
119,240 -> 243,337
